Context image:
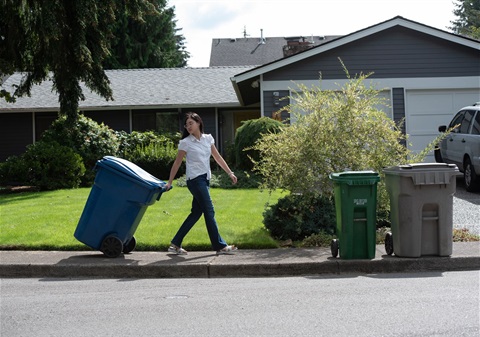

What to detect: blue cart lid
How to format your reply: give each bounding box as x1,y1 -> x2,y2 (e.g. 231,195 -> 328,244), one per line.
96,156 -> 166,188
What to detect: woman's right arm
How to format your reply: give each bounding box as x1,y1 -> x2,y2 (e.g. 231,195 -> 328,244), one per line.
165,150 -> 186,190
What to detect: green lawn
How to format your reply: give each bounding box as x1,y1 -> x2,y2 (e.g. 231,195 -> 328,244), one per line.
0,185 -> 287,251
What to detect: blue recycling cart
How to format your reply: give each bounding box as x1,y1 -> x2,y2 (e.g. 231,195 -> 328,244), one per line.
74,156 -> 168,257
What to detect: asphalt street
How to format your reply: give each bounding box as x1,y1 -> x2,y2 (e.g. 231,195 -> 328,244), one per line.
2,271 -> 479,336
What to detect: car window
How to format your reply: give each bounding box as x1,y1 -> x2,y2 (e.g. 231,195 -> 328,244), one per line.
472,111 -> 480,135
460,110 -> 475,134
449,111 -> 465,132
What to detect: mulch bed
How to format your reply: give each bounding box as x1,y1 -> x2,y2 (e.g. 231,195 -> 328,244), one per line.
0,186 -> 40,194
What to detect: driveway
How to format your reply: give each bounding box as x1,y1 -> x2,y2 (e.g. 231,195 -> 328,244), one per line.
454,176 -> 480,235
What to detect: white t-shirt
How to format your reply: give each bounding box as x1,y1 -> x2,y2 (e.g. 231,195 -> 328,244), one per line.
178,134 -> 214,180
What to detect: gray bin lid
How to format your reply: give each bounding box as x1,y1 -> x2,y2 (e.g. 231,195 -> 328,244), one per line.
96,156 -> 165,188
383,163 -> 460,185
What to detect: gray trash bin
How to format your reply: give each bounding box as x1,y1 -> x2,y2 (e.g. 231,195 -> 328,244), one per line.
383,163 -> 459,258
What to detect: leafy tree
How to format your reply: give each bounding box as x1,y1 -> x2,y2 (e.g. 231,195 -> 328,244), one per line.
250,66 -> 449,211
41,114 -> 119,185
450,0 -> 480,39
104,0 -> 189,69
0,0 -> 174,122
234,117 -> 284,170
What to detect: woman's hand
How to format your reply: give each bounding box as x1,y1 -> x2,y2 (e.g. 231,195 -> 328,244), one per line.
229,172 -> 237,185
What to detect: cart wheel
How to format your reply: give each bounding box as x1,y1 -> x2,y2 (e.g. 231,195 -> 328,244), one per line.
101,235 -> 123,258
331,239 -> 339,258
123,236 -> 136,254
385,232 -> 394,256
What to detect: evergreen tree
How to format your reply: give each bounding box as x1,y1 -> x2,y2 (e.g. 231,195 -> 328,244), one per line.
0,0 -> 182,122
450,0 -> 480,39
104,0 -> 189,69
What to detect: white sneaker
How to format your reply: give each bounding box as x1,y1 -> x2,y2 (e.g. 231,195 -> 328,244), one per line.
168,245 -> 188,255
216,245 -> 238,255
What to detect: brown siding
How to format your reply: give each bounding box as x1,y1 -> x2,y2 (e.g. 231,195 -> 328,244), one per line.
83,110 -> 130,131
35,112 -> 58,141
0,113 -> 33,161
183,108 -> 216,136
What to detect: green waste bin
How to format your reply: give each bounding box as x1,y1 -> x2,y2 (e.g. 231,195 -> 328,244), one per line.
383,163 -> 459,258
329,171 -> 380,259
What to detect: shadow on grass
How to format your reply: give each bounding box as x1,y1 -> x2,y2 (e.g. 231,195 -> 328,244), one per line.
0,190 -> 45,204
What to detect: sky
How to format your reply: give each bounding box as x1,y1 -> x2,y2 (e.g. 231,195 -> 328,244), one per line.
167,0 -> 459,67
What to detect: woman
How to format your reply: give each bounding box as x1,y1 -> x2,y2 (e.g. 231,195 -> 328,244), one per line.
165,112 -> 238,255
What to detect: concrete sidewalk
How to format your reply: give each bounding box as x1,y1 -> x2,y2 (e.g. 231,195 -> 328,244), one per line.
1,242 -> 479,278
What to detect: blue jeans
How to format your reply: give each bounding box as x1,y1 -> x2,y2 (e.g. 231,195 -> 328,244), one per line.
171,174 -> 227,251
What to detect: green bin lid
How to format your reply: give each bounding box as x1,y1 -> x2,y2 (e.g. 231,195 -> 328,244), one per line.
329,170 -> 380,185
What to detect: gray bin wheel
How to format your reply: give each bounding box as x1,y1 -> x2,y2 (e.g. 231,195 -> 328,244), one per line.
331,239 -> 339,258
101,235 -> 123,258
385,232 -> 394,255
123,236 -> 136,254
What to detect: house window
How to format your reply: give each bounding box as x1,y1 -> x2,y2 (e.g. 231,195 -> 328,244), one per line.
133,111 -> 180,133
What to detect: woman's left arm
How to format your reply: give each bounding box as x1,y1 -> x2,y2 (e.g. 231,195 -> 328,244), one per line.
211,144 -> 237,184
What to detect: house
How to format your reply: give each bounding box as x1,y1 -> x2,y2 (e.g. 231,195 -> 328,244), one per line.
1,16 -> 479,162
230,16 -> 480,161
0,66 -> 258,161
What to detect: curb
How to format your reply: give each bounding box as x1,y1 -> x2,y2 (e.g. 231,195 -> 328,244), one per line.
1,250 -> 478,278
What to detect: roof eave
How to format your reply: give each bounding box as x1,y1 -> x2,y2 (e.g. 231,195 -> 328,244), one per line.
0,102 -> 244,113
230,77 -> 246,106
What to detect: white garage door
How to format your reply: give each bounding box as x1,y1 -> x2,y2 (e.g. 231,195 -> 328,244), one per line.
406,89 -> 480,162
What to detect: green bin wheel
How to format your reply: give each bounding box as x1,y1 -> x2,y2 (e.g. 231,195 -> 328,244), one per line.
101,235 -> 123,258
385,232 -> 394,255
123,236 -> 136,254
331,239 -> 339,258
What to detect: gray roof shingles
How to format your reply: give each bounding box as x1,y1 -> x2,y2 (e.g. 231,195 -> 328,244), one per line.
209,35 -> 340,66
0,66 -> 255,111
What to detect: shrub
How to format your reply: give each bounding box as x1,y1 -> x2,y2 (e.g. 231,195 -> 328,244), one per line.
263,192 -> 390,243
300,231 -> 336,247
251,65 -> 450,212
263,193 -> 336,241
116,131 -> 181,158
222,140 -> 236,167
41,115 -> 119,185
0,155 -> 30,186
117,131 -> 183,180
0,141 -> 85,190
234,117 -> 284,170
125,142 -> 179,180
213,170 -> 262,189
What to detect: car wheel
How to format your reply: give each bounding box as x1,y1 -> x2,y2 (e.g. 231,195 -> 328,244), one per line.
434,146 -> 443,163
464,157 -> 480,192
